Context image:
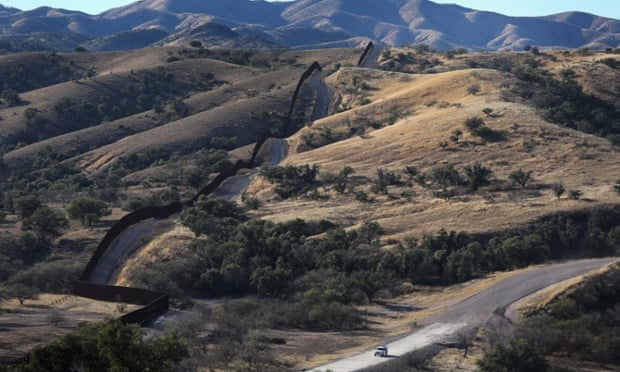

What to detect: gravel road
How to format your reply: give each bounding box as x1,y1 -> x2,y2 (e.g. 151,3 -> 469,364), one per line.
313,257 -> 619,372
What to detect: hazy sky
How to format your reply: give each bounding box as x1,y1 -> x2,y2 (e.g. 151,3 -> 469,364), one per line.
1,0 -> 619,19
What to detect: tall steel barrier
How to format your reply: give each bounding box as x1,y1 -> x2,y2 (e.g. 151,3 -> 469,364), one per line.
6,48 -> 371,367
357,41 -> 375,67
79,202 -> 184,281
73,61 -> 325,327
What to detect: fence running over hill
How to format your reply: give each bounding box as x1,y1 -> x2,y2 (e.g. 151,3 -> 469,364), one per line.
357,41 -> 375,67
73,61 -> 325,327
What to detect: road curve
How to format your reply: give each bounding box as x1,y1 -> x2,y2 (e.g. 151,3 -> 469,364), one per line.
313,257 -> 619,372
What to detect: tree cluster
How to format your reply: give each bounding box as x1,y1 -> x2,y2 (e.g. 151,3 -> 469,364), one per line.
8,318 -> 188,372
479,263 -> 620,370
261,164 -> 320,198
491,55 -> 620,144
130,196 -> 620,334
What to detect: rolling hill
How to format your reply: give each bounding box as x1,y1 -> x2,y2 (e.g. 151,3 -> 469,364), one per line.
0,27 -> 620,370
1,43 -> 618,242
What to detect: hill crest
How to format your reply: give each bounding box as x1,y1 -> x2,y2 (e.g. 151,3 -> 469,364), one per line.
0,0 -> 618,51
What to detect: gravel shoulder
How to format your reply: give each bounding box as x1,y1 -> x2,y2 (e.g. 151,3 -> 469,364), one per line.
312,257 -> 619,372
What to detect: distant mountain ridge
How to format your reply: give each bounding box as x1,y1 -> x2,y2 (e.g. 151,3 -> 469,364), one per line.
0,0 -> 618,51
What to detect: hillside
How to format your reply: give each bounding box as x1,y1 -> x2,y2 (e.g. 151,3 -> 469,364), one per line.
0,45 -> 619,369
0,46 -> 618,274
0,47 -> 357,168
250,56 -> 620,239
0,0 -> 619,51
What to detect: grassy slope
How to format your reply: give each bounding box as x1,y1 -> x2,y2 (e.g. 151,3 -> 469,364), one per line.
1,46 -> 619,368
1,46 -> 617,254
249,53 -> 620,240
1,47 -> 360,170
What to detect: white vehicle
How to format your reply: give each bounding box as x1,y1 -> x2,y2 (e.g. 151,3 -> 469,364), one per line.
373,346 -> 388,357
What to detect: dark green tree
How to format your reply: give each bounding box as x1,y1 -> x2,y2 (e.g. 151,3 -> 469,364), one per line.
497,234 -> 549,269
180,196 -> 244,239
17,318 -> 187,372
356,221 -> 384,246
8,283 -> 39,305
551,182 -> 565,199
450,129 -> 463,143
250,266 -> 293,298
477,339 -> 548,372
463,116 -> 499,140
509,169 -> 533,188
1,89 -> 20,106
431,164 -> 462,188
261,165 -> 319,198
333,166 -> 355,194
467,84 -> 481,95
22,206 -> 68,243
464,162 -> 493,191
568,189 -> 582,200
10,260 -> 81,293
66,197 -> 110,226
14,195 -> 42,219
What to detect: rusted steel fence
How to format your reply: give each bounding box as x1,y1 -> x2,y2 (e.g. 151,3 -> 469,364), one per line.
73,61 -> 325,327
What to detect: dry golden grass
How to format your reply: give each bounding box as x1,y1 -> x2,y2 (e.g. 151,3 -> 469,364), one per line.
0,294 -> 139,362
248,57 -> 620,240
114,223 -> 197,286
2,47 -> 618,368
1,47 -> 361,172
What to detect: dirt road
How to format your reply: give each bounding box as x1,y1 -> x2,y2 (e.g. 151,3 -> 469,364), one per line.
360,44 -> 382,69
87,219 -> 159,283
213,138 -> 286,201
88,71 -> 330,282
269,138 -> 286,165
313,257 -> 619,372
308,71 -> 331,120
215,70 -> 329,201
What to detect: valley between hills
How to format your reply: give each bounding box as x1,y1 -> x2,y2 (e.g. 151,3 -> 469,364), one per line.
0,43 -> 619,371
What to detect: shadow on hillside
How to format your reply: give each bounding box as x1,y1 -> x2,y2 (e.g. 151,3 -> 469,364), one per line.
58,237 -> 99,252
480,129 -> 507,142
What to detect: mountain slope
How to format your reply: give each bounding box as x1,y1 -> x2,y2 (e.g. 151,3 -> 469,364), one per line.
0,0 -> 619,51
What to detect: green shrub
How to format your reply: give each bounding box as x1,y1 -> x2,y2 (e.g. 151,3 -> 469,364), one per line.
509,169 -> 533,188
261,164 -> 319,198
464,162 -> 493,191
477,339 -> 548,372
